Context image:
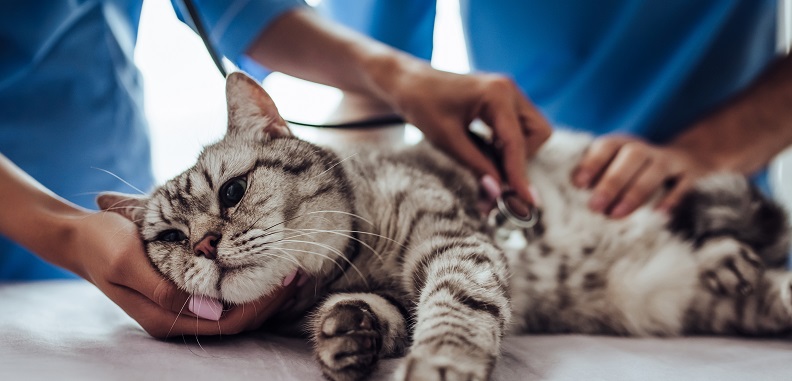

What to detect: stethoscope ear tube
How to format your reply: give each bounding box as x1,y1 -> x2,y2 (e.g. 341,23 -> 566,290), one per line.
181,0 -> 228,78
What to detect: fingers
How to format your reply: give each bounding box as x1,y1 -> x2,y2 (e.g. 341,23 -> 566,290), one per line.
118,279 -> 298,339
608,164 -> 667,218
573,136 -> 634,188
487,103 -> 533,204
576,135 -> 707,218
588,145 -> 650,214
436,120 -> 502,183
478,77 -> 549,204
516,97 -> 552,156
111,239 -> 194,317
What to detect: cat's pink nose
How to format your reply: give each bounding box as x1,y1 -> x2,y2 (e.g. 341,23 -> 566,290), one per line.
194,233 -> 221,260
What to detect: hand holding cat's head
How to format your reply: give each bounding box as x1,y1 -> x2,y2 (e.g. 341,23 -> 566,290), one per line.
97,72 -> 354,304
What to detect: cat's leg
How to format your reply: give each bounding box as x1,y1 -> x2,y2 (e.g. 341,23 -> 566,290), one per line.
394,232 -> 511,381
669,174 -> 790,267
310,292 -> 409,381
685,236 -> 792,334
687,269 -> 792,335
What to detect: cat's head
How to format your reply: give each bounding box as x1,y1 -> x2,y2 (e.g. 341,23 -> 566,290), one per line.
97,72 -> 356,304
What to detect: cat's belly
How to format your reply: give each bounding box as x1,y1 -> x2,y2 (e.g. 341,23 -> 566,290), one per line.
506,158 -> 699,336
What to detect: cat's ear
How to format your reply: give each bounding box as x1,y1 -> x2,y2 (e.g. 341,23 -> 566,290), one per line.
96,192 -> 147,223
225,71 -> 292,140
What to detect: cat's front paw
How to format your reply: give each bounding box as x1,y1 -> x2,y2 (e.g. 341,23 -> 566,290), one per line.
394,352 -> 494,381
315,301 -> 382,381
697,238 -> 763,297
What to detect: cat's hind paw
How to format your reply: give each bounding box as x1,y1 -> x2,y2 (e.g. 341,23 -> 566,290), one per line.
697,238 -> 763,297
314,301 -> 382,381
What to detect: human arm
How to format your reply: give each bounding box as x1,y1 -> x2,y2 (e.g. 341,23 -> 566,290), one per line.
245,8 -> 551,203
574,54 -> 792,218
0,154 -> 295,338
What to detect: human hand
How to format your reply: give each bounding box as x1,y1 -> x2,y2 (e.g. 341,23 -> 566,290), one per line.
573,135 -> 713,218
68,210 -> 296,339
384,64 -> 551,204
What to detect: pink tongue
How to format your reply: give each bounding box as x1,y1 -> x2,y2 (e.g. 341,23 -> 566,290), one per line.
282,269 -> 298,287
188,295 -> 223,321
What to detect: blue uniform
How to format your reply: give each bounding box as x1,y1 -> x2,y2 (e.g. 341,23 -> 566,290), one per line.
322,0 -> 778,186
0,0 -> 304,280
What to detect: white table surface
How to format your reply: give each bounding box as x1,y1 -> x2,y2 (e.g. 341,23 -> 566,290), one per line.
1,280 -> 790,380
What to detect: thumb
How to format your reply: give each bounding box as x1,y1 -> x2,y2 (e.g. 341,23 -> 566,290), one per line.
115,250 -> 196,317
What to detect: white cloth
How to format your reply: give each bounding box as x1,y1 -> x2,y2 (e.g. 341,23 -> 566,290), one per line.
1,280 -> 790,380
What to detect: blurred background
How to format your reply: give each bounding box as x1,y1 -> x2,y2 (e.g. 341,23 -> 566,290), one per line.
135,0 -> 466,184
136,0 -> 792,207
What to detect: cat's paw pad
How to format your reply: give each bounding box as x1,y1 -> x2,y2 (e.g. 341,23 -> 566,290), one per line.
315,301 -> 382,381
697,238 -> 763,297
394,353 -> 492,381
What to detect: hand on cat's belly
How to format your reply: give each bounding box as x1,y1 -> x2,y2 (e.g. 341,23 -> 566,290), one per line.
572,135 -> 712,218
72,211 -> 299,339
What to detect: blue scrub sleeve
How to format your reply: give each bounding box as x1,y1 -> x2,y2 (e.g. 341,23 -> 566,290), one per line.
318,0 -> 436,61
172,0 -> 307,65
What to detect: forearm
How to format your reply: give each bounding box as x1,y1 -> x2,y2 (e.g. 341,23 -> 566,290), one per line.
670,54 -> 792,174
245,8 -> 421,105
0,154 -> 88,275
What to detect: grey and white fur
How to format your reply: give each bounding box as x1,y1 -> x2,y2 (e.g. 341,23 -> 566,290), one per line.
99,72 -> 792,381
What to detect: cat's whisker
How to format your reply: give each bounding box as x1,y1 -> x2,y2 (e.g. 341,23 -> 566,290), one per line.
311,152 -> 359,181
254,248 -> 304,269
253,232 -> 338,257
260,210 -> 375,235
267,246 -> 349,282
275,239 -> 369,287
90,166 -> 146,195
71,191 -> 107,197
282,228 -> 386,264
165,285 -> 194,339
103,205 -> 148,211
301,210 -> 374,227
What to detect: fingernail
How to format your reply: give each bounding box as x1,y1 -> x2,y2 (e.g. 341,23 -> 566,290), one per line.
480,175 -> 501,201
589,193 -> 609,213
574,170 -> 592,188
188,295 -> 223,321
282,269 -> 298,287
609,203 -> 631,218
528,185 -> 542,207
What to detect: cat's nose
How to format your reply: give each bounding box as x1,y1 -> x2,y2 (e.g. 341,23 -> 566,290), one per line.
194,233 -> 221,260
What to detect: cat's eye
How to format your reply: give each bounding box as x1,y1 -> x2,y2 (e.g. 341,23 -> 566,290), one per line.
156,229 -> 188,243
220,177 -> 247,208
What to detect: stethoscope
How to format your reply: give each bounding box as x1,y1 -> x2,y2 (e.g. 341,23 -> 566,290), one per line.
179,0 -> 541,234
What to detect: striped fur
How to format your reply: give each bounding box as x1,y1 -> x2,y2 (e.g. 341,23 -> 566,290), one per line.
98,73 -> 792,381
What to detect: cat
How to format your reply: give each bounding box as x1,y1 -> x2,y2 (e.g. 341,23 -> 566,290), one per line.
98,72 -> 792,381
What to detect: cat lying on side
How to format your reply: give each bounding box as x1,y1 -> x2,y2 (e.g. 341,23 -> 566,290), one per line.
98,72 -> 792,381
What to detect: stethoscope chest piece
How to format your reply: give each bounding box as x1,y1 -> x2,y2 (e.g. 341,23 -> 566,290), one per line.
488,190 -> 541,237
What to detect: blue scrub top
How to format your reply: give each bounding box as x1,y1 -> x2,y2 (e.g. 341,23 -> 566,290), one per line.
323,0 -> 778,141
322,0 -> 778,186
0,0 -> 304,281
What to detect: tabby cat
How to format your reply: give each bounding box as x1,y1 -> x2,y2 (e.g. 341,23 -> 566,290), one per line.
98,72 -> 792,381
